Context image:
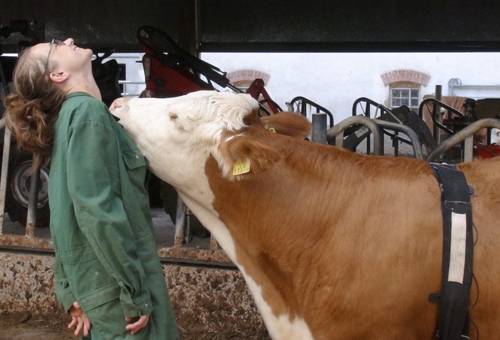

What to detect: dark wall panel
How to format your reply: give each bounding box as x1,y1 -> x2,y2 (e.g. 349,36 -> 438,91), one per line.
0,0 -> 189,52
200,0 -> 500,51
2,0 -> 500,52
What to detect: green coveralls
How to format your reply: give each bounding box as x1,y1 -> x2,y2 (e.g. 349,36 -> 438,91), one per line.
49,92 -> 178,339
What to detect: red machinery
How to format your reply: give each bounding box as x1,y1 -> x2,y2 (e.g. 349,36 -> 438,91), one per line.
475,143 -> 500,159
136,25 -> 281,113
419,97 -> 500,160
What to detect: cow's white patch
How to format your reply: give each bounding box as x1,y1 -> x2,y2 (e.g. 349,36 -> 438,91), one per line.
241,269 -> 314,340
448,212 -> 467,284
114,91 -> 313,339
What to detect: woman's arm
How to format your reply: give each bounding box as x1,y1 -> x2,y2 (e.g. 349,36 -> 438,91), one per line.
54,257 -> 76,313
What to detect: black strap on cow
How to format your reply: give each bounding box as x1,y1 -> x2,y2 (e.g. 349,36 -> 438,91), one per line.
430,163 -> 474,340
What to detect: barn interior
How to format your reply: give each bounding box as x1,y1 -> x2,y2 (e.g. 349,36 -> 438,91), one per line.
1,1 -> 500,339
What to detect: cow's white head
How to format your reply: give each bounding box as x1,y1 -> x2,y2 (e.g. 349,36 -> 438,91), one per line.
111,91 -> 259,191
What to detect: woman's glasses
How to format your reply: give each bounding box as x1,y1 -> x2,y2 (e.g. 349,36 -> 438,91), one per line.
45,38 -> 63,74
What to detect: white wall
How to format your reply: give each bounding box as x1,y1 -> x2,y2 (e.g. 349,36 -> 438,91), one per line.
201,52 -> 500,122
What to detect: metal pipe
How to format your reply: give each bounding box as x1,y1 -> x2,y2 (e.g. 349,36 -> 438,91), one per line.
25,164 -> 40,238
394,131 -> 400,156
194,0 -> 201,54
418,98 -> 465,121
210,234 -> 219,250
366,105 -> 371,153
427,118 -> 500,161
352,97 -> 405,153
335,132 -> 344,148
327,116 -> 383,155
311,113 -> 327,144
301,100 -> 307,117
174,196 -> 186,247
118,80 -> 146,85
289,96 -> 334,127
433,85 -> 442,144
463,135 -> 474,162
184,207 -> 192,244
372,119 -> 424,159
0,246 -> 237,270
0,117 -> 5,130
0,128 -> 12,234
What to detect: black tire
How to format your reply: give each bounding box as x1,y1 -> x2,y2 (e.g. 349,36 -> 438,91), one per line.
5,158 -> 50,227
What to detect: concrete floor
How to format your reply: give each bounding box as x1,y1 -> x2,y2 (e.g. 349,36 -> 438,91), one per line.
1,207 -> 211,249
0,313 -> 73,340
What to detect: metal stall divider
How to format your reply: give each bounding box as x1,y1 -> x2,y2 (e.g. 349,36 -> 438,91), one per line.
0,120 -> 11,234
427,118 -> 500,162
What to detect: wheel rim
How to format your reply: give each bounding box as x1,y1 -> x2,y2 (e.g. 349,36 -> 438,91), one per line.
11,160 -> 49,209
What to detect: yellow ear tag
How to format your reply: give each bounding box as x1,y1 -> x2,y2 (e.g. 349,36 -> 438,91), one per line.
267,127 -> 277,133
232,159 -> 251,176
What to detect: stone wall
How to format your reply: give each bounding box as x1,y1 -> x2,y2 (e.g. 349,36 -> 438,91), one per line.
0,252 -> 269,339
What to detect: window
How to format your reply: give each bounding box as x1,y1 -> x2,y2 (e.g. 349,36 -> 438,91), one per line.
391,88 -> 419,108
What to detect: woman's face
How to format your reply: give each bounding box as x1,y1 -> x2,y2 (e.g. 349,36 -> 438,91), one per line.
34,38 -> 93,74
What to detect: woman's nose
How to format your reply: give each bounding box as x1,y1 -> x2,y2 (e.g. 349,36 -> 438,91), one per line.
64,38 -> 74,46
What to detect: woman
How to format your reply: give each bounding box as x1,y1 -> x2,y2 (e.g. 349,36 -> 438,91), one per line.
4,38 -> 178,339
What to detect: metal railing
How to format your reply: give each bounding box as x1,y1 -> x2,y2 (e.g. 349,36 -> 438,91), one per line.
327,115 -> 383,155
352,97 -> 424,156
418,97 -> 465,141
427,118 -> 500,162
325,115 -> 424,159
288,96 -> 334,128
352,97 -> 402,123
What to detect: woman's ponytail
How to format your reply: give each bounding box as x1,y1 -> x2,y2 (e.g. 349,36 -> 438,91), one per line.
3,49 -> 65,168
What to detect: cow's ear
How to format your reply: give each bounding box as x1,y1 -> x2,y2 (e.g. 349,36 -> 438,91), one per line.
216,133 -> 281,180
261,112 -> 311,139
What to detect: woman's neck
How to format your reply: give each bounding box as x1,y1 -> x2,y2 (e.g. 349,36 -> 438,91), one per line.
64,72 -> 102,101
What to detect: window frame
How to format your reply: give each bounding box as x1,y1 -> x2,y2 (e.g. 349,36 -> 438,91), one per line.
390,87 -> 420,109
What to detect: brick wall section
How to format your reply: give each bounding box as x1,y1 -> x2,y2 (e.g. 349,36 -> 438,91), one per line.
381,69 -> 430,86
227,69 -> 270,85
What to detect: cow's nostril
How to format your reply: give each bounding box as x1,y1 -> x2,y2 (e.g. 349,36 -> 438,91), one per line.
169,112 -> 178,120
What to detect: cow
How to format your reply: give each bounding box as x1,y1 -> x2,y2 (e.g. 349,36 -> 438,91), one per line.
111,90 -> 500,340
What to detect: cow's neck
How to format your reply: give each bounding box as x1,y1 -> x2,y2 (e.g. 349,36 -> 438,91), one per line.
172,149 -> 318,338
177,187 -> 315,340
198,148 -> 344,339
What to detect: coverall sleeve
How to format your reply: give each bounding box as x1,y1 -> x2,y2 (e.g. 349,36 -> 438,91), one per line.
54,257 -> 76,313
66,119 -> 153,318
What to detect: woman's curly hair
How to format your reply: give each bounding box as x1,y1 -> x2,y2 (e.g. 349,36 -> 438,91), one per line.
3,47 -> 66,167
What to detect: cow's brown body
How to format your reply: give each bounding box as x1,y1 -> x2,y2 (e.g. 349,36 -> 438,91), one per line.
207,125 -> 500,339
114,91 -> 500,339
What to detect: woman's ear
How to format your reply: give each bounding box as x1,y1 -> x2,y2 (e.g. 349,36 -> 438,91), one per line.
49,71 -> 69,84
261,112 -> 311,139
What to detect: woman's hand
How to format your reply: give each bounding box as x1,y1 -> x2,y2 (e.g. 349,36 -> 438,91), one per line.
125,315 -> 150,335
68,301 -> 91,337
